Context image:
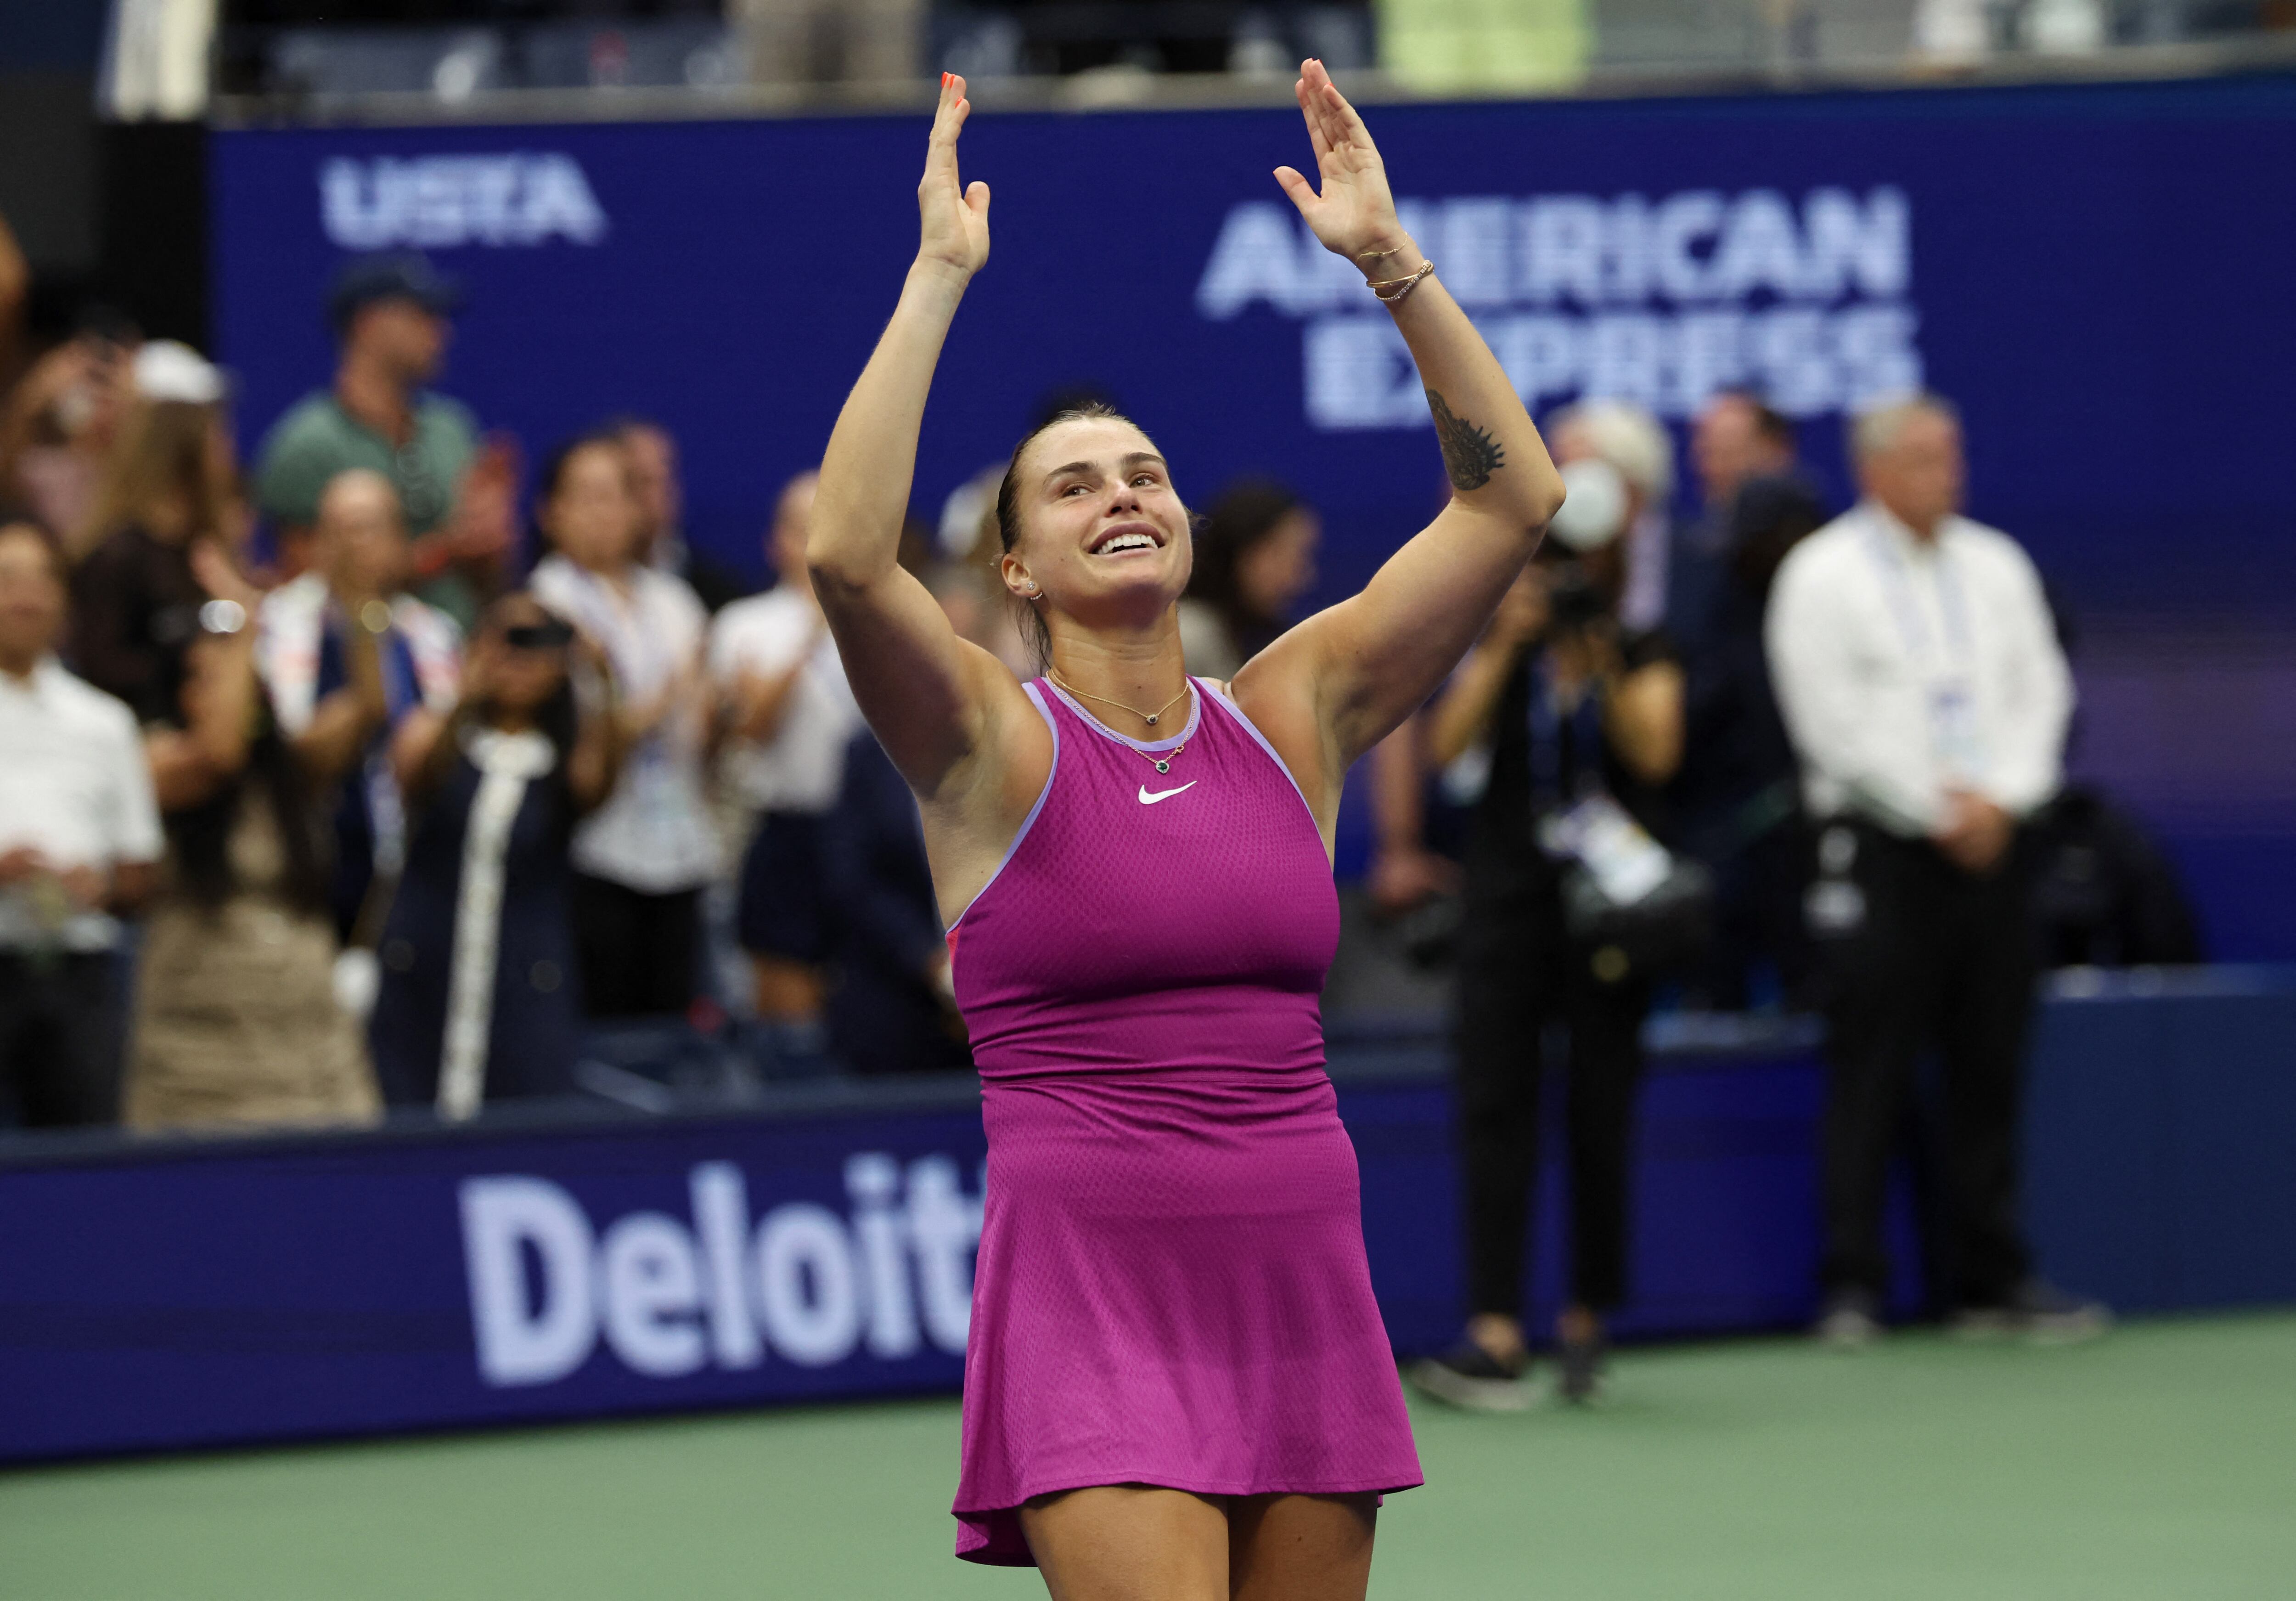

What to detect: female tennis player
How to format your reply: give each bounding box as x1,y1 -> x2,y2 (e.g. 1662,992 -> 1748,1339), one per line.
810,61 -> 1565,1597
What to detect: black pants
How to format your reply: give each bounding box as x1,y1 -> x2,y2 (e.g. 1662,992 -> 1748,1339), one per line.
570,874 -> 702,1019
1691,804 -> 1818,1011
1454,902 -> 1653,1318
1813,822 -> 2035,1309
0,953 -> 121,1127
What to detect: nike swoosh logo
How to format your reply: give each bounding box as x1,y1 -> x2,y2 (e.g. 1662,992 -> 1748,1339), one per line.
1137,782 -> 1198,805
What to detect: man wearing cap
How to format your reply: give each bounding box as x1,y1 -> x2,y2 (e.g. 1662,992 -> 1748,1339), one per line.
253,254 -> 508,631
1406,448 -> 1688,1412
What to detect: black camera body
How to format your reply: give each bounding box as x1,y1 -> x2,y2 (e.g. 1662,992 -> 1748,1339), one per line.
1545,560 -> 1609,635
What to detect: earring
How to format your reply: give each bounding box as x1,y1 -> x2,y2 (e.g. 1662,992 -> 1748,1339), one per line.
1025,582 -> 1041,596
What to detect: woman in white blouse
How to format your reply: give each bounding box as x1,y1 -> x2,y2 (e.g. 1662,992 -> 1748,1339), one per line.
529,431 -> 720,1017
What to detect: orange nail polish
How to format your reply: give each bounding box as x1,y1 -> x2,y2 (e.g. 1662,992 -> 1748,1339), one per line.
941,71 -> 952,89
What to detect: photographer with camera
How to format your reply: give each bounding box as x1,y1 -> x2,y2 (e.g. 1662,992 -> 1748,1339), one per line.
1408,454 -> 1690,1410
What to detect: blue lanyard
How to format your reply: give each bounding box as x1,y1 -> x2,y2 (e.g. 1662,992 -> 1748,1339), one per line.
1863,521 -> 1970,667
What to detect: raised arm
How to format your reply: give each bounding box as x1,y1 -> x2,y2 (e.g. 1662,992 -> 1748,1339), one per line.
809,73 -> 1032,803
1238,62 -> 1565,797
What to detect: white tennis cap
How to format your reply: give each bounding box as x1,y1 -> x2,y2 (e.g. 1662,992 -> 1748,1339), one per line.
134,340 -> 228,405
1546,457 -> 1628,553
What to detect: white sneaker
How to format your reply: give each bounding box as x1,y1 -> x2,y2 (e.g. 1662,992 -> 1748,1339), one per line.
1814,1295 -> 1882,1351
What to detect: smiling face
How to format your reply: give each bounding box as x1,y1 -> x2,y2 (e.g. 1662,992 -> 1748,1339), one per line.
999,416 -> 1193,631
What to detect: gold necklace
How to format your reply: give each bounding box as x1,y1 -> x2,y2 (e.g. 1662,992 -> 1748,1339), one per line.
1047,669 -> 1193,729
1128,736 -> 1190,778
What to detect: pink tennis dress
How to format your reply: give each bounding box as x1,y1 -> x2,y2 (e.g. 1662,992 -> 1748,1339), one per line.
945,677 -> 1423,1565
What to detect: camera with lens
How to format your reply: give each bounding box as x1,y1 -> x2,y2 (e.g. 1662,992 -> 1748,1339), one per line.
1544,559 -> 1610,637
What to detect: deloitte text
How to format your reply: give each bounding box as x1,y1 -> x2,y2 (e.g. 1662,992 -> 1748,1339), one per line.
1196,186 -> 1922,427
320,153 -> 608,250
459,1155 -> 983,1387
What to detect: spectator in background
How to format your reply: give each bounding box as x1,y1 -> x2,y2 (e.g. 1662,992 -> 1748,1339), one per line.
709,470 -> 861,1036
128,542 -> 377,1131
615,417 -> 750,613
1692,389 -> 1798,518
68,342 -> 242,725
1685,472 -> 1827,1008
531,431 -> 719,1019
368,593 -> 624,1117
804,552 -> 985,1076
1,316 -> 137,542
1673,395 -> 1827,1009
1176,478 -> 1320,678
1673,389 -> 1801,660
950,487 -> 1039,680
819,727 -> 973,1077
1408,459 -> 1685,1410
1547,399 -> 1676,633
733,0 -> 922,87
256,469 -> 462,962
0,213 -> 27,387
1767,393 -> 2100,1346
0,513 -> 162,1127
253,254 -> 514,630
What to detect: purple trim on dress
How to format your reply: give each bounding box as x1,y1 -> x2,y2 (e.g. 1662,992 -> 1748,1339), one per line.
1197,677 -> 1322,835
946,680 -> 1061,932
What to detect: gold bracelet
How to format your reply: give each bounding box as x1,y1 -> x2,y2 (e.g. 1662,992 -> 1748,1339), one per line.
1354,243 -> 1408,264
1369,259 -> 1436,304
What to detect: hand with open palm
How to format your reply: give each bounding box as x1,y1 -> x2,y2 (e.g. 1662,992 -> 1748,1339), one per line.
917,72 -> 991,281
1273,59 -> 1415,272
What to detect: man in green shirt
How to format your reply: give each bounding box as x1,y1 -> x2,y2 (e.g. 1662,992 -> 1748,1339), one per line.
254,255 -> 511,631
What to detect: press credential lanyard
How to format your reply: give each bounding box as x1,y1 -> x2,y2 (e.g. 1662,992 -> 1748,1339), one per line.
1865,522 -> 1984,785
1526,651 -> 1673,906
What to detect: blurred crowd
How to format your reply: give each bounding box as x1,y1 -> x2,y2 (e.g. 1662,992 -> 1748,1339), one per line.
0,230 -> 2194,1249
0,243 -> 985,1135
0,233 -> 1375,1137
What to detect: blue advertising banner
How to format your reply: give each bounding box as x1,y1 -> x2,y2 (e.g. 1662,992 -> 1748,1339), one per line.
5,976 -> 2292,1465
210,77 -> 2296,612
209,78 -> 2296,951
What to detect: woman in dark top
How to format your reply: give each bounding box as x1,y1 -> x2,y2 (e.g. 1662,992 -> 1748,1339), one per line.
69,393 -> 240,726
128,544 -> 378,1130
368,592 -> 622,1116
1408,457 -> 1686,1410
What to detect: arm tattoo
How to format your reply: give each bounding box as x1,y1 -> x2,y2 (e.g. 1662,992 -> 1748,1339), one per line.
1426,388 -> 1504,492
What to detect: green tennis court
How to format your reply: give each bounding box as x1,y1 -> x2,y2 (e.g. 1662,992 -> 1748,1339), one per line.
5,1312 -> 2289,1600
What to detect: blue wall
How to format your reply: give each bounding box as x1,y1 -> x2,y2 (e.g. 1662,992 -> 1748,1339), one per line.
4,976 -> 2290,1465
208,75 -> 2296,950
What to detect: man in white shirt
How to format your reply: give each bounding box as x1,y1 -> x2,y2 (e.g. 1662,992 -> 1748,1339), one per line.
0,515 -> 163,1125
707,471 -> 861,1028
1767,395 -> 2101,1345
